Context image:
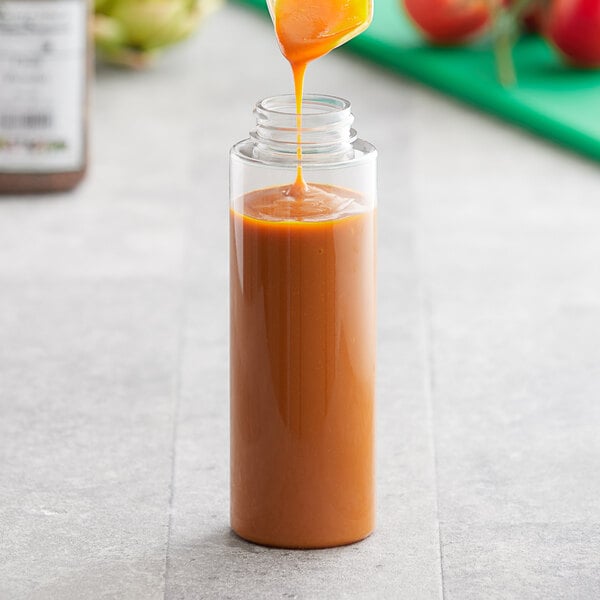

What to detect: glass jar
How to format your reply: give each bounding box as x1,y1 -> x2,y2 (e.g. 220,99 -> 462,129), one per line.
230,94 -> 377,549
0,0 -> 89,194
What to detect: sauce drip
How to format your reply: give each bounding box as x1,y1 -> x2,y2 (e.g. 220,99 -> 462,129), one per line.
270,0 -> 373,192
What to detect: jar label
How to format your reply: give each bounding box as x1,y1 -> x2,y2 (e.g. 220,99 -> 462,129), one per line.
0,0 -> 86,173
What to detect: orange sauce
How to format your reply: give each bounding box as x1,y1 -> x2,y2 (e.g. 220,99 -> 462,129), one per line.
230,184 -> 376,548
271,0 -> 373,191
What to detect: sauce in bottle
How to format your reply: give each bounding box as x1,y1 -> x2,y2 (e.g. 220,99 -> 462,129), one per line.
0,0 -> 89,194
231,181 -> 376,548
230,0 -> 375,549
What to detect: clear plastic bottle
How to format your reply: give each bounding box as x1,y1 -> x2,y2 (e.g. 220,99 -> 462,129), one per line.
0,0 -> 89,193
230,94 -> 377,549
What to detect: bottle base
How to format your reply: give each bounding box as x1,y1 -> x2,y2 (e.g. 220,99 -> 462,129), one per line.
230,525 -> 375,550
0,169 -> 86,194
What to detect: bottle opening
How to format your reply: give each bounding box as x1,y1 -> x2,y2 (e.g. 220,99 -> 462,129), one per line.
250,94 -> 357,163
256,94 -> 352,119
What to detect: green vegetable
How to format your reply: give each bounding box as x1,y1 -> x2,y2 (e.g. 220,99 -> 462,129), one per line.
94,0 -> 221,68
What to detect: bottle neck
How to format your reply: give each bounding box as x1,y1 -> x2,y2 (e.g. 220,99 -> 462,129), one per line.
250,95 -> 357,164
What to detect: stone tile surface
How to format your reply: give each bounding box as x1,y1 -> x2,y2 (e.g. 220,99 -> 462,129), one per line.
441,523 -> 600,600
0,282 -> 182,599
414,77 -> 600,599
417,129 -> 600,525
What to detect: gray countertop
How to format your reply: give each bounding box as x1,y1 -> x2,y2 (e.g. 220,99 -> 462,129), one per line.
1,4 -> 600,599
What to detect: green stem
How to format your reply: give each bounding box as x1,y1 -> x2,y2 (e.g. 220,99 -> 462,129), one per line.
492,9 -> 517,87
491,0 -> 543,87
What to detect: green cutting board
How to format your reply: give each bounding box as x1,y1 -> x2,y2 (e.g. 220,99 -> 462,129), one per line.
235,0 -> 600,162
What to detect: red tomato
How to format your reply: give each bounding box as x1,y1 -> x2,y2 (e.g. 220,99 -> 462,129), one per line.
402,0 -> 490,44
546,0 -> 600,67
